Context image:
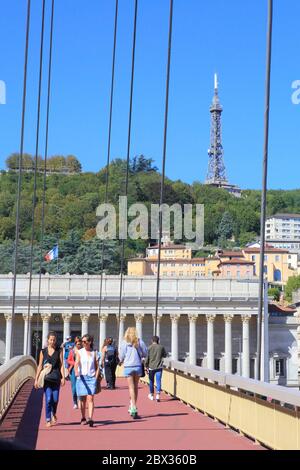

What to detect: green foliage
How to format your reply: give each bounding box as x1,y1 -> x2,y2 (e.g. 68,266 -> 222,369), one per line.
285,275 -> 300,302
5,153 -> 82,174
268,287 -> 281,301
1,155 -> 300,274
217,211 -> 234,242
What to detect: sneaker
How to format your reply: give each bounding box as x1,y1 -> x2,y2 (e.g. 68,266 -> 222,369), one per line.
148,394 -> 154,401
73,404 -> 78,409
128,400 -> 132,413
129,406 -> 138,418
156,394 -> 160,402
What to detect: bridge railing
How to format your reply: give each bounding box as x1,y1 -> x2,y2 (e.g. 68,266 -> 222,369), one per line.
0,356 -> 36,421
151,359 -> 300,450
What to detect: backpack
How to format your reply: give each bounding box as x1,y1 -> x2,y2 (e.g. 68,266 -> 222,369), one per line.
105,344 -> 117,364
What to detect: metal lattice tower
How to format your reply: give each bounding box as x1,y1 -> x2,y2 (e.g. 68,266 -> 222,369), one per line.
205,74 -> 228,185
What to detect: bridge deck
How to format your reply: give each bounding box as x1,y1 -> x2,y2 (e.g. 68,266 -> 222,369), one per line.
0,379 -> 264,450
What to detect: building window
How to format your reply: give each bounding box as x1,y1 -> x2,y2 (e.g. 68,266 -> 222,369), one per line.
275,255 -> 280,262
275,358 -> 285,377
232,358 -> 238,374
237,271 -> 241,278
214,358 -> 220,371
264,255 -> 268,261
252,255 -> 255,261
263,265 -> 268,274
250,359 -> 255,379
197,358 -> 203,367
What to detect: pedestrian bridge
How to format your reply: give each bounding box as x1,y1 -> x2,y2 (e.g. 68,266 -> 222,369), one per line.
1,355 -> 300,450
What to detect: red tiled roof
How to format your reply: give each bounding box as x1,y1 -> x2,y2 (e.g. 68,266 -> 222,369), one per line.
148,244 -> 190,250
218,251 -> 244,258
243,247 -> 289,254
268,303 -> 297,314
129,258 -> 206,264
218,259 -> 255,265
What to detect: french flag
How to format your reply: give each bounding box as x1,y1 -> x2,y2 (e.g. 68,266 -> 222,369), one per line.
44,245 -> 58,262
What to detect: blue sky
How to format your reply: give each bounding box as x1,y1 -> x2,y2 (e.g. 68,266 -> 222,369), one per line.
0,0 -> 299,190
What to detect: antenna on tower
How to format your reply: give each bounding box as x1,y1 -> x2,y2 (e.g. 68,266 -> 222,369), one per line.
214,73 -> 218,91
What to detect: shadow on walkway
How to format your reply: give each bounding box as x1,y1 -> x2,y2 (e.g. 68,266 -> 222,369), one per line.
14,384 -> 43,449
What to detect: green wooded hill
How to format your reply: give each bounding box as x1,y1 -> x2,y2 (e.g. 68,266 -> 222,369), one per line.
1,155 -> 300,275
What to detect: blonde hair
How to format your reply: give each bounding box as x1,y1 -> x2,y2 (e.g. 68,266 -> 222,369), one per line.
124,327 -> 139,348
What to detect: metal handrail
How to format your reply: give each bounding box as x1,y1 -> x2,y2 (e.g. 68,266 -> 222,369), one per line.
163,358 -> 300,408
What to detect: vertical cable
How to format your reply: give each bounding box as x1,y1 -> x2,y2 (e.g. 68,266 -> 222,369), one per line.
11,0 -> 31,359
26,0 -> 46,357
154,0 -> 174,335
117,0 -> 138,344
36,0 -> 55,358
256,0 -> 273,381
98,0 -> 119,347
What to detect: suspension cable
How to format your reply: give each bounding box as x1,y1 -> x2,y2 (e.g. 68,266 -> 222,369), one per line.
256,0 -> 273,381
11,0 -> 31,360
117,0 -> 138,346
98,0 -> 119,348
154,0 -> 174,336
36,0 -> 55,357
26,0 -> 46,358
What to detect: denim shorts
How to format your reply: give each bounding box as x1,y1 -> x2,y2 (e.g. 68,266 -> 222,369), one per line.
124,366 -> 143,377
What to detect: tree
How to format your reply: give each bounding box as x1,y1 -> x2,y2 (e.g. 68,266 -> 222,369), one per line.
47,156 -> 66,173
285,275 -> 300,302
268,287 -> 281,301
217,212 -> 234,241
65,155 -> 82,173
130,155 -> 158,174
6,152 -> 33,171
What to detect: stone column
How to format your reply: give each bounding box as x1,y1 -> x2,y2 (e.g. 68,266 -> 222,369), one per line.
99,314 -> 108,350
224,314 -> 234,374
170,314 -> 180,361
206,314 -> 216,370
80,313 -> 90,337
62,312 -> 72,341
4,313 -> 13,362
241,314 -> 251,378
152,313 -> 162,338
41,312 -> 51,349
22,313 -> 33,356
134,313 -> 144,340
117,314 -> 126,350
188,314 -> 198,366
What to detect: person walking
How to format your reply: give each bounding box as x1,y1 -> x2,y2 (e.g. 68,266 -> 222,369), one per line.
101,337 -> 119,390
62,335 -> 74,374
145,336 -> 167,402
75,334 -> 100,427
34,331 -> 65,427
119,327 -> 147,419
67,336 -> 82,409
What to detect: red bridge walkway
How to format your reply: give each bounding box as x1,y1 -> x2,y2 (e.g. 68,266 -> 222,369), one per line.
0,379 -> 264,450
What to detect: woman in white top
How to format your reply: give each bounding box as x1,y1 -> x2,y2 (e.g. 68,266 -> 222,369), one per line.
75,334 -> 99,427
